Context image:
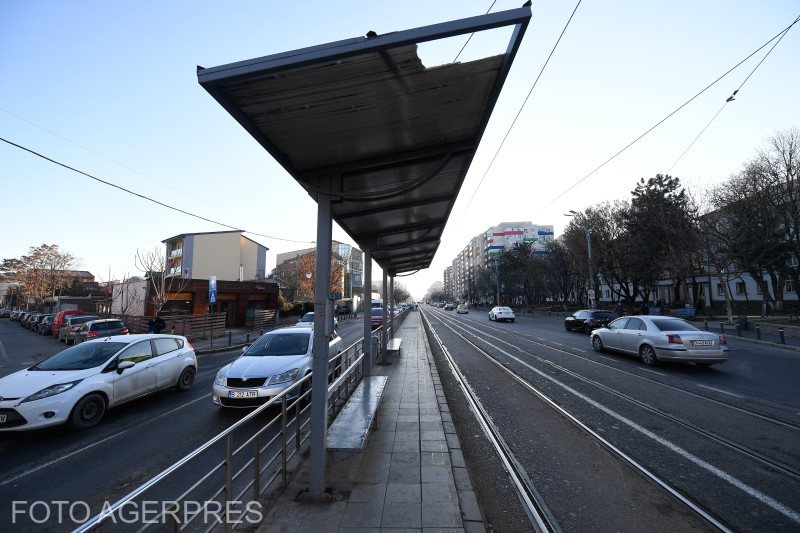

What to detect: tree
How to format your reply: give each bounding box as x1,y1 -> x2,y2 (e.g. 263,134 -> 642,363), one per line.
292,251 -> 345,301
135,248 -> 190,316
1,244 -> 78,308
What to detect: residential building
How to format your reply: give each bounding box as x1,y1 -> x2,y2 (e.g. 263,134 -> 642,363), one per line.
162,230 -> 268,281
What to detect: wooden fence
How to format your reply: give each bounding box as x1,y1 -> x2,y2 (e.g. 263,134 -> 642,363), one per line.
101,310 -> 277,340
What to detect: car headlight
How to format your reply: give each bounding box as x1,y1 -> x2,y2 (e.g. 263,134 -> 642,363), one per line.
214,370 -> 227,386
21,380 -> 83,403
268,369 -> 299,385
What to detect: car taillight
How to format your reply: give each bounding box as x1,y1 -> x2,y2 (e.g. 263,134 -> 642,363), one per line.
718,335 -> 727,345
86,332 -> 98,337
186,341 -> 194,351
667,334 -> 683,344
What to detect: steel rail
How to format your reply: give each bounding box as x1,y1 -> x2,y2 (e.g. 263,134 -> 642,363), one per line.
423,308 -> 734,533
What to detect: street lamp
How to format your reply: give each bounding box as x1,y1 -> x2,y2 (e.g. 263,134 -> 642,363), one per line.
565,210 -> 596,308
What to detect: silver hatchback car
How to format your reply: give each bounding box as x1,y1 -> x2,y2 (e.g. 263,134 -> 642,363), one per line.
590,315 -> 729,367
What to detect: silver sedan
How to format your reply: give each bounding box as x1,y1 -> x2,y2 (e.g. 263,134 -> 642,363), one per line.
590,315 -> 729,367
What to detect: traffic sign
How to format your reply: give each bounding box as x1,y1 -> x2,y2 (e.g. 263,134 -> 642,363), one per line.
209,276 -> 217,305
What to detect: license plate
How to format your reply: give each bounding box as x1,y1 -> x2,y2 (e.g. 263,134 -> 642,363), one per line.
228,390 -> 257,399
0,414 -> 7,424
692,340 -> 713,346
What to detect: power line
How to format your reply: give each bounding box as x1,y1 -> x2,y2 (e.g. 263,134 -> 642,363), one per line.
453,0 -> 498,63
667,13 -> 800,174
0,136 -> 315,245
459,0 -> 583,221
538,12 -> 800,213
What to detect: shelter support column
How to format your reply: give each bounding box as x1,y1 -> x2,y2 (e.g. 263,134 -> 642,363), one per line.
377,269 -> 390,365
310,192 -> 332,495
363,249 -> 372,376
389,275 -> 395,338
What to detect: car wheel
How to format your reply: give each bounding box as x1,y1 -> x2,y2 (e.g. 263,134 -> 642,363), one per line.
592,335 -> 604,352
176,367 -> 196,391
299,374 -> 312,405
564,323 -> 571,331
69,393 -> 106,430
583,323 -> 592,335
640,345 -> 658,366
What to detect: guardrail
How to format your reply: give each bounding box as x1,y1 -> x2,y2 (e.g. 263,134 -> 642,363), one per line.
73,309 -> 409,533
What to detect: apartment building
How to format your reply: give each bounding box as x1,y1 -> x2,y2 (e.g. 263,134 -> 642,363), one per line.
162,230 -> 268,281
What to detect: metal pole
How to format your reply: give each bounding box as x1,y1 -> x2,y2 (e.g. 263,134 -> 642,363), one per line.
363,249 -> 373,376
389,275 -> 395,338
379,270 -> 389,363
309,192 -> 332,495
585,228 -> 595,308
495,258 -> 500,306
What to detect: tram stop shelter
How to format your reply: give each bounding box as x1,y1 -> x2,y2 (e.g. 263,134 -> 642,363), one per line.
198,4 -> 531,495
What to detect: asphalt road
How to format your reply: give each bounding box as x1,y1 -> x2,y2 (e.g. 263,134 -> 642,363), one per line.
0,317 -> 367,532
420,305 -> 800,532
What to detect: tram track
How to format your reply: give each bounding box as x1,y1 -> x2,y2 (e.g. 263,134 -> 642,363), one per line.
422,307 -> 800,531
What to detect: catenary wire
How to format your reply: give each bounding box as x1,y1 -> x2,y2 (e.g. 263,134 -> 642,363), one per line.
459,0 -> 583,221
538,13 -> 800,213
0,136 -> 315,244
452,0 -> 498,63
667,13 -> 800,174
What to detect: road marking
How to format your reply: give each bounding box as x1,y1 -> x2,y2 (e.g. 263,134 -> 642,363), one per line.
697,384 -> 743,398
639,368 -> 667,377
0,340 -> 9,363
0,394 -> 210,487
550,342 -> 563,346
598,356 -> 616,362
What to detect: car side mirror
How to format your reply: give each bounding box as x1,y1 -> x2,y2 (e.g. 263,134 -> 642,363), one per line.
242,345 -> 249,354
117,360 -> 136,374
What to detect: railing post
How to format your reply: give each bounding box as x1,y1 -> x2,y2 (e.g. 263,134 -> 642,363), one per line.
246,331 -> 250,343
756,325 -> 761,340
779,327 -> 786,344
719,321 -> 725,334
167,502 -> 180,533
228,331 -> 232,346
704,320 -> 709,331
282,395 -> 288,486
225,434 -> 233,533
253,435 -> 261,498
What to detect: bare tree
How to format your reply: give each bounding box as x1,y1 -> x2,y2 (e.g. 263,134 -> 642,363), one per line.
135,248 -> 190,316
1,244 -> 78,308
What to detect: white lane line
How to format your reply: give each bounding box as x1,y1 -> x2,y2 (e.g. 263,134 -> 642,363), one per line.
479,337 -> 800,524
598,356 -> 616,362
639,368 -> 667,377
0,340 -> 9,362
550,342 -> 563,346
0,394 -> 210,487
697,384 -> 744,398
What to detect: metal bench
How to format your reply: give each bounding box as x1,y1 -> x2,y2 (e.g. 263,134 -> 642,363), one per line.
327,375 -> 389,463
675,308 -> 696,318
387,337 -> 402,355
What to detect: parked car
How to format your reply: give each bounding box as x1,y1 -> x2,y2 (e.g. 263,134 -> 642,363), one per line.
10,310 -> 23,321
565,309 -> 617,334
444,303 -> 455,311
0,308 -> 11,318
22,312 -> 43,329
52,310 -> 85,338
371,308 -> 384,327
590,315 -> 729,367
38,315 -> 56,336
60,315 -> 100,344
0,334 -> 197,431
74,319 -> 129,344
212,327 -> 342,408
457,304 -> 469,314
488,306 -> 515,322
31,314 -> 53,334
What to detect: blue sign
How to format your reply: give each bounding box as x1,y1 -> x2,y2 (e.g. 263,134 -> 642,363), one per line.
209,276 -> 217,305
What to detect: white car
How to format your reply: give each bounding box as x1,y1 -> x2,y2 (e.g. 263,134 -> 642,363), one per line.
293,312 -> 337,329
590,315 -> 729,366
488,306 -> 515,322
213,327 -> 342,408
0,334 -> 197,431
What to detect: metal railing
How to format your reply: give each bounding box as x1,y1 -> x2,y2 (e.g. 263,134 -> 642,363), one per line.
72,309 -> 410,533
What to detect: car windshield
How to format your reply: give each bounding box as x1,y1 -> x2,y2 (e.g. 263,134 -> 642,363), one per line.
246,333 -> 309,356
650,318 -> 702,332
34,342 -> 129,370
298,313 -> 314,323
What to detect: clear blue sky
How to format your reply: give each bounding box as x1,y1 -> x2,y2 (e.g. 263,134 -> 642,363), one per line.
2,1 -> 798,299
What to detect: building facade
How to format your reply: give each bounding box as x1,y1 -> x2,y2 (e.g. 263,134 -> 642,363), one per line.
163,230 -> 268,281
274,241 -> 363,299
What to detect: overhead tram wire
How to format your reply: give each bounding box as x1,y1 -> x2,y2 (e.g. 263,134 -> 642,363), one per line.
0,136 -> 315,245
458,0 -> 583,222
538,13 -> 800,213
667,13 -> 800,174
452,0 -> 498,64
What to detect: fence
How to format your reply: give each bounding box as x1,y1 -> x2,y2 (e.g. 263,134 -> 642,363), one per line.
73,308 -> 408,533
104,313 -> 228,340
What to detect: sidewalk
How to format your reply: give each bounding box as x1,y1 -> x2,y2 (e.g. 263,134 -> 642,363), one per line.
256,311 -> 484,532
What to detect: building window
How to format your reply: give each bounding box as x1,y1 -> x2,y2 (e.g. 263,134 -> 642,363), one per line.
716,283 -> 724,296
735,282 -> 746,295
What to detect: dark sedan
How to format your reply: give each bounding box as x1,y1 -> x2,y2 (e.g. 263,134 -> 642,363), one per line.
74,319 -> 129,344
565,309 -> 617,334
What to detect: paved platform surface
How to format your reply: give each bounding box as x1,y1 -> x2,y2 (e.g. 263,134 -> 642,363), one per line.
254,311 -> 483,532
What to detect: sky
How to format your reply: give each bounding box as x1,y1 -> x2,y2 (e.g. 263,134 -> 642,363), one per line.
2,1 -> 798,300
